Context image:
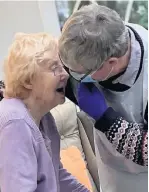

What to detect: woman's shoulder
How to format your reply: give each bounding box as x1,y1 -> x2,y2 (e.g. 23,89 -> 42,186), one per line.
0,98 -> 28,129
0,98 -> 44,143
0,99 -> 23,120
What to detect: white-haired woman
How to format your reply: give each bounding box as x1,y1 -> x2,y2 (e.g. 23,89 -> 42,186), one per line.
0,33 -> 89,192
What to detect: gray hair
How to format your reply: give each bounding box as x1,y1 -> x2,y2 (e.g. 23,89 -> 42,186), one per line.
59,4 -> 129,71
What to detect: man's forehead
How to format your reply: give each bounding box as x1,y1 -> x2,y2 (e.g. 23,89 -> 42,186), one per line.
59,54 -> 85,72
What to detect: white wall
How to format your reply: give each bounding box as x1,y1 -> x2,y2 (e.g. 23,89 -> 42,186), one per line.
38,1 -> 61,36
0,0 -> 61,80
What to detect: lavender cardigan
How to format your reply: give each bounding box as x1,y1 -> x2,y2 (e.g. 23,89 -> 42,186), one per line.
0,98 -> 89,192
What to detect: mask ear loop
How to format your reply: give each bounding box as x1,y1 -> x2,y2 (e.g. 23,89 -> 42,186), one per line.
101,66 -> 114,82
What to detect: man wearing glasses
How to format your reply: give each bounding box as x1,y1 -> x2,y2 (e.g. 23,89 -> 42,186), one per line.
59,4 -> 148,192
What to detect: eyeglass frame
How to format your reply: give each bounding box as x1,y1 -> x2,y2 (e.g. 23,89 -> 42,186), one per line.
39,59 -> 66,77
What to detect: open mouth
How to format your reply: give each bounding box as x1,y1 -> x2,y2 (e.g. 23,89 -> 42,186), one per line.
56,87 -> 65,94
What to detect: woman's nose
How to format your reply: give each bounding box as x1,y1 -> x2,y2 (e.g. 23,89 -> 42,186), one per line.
61,67 -> 69,80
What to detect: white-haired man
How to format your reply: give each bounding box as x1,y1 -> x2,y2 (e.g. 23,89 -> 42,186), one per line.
59,4 -> 148,192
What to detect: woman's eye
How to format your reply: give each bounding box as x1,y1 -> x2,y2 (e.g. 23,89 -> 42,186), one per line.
50,65 -> 57,70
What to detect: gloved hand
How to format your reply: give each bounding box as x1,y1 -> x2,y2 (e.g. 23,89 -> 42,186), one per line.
78,83 -> 107,120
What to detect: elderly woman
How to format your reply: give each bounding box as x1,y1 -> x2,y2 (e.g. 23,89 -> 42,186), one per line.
0,33 -> 89,192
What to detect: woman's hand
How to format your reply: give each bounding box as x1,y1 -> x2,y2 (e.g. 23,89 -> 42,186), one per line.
77,83 -> 107,120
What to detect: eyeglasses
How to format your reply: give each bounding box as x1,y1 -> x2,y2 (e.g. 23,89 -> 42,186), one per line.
40,61 -> 67,77
51,64 -> 66,77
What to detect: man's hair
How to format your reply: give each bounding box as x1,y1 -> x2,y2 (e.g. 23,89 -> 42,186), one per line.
4,33 -> 57,99
59,4 -> 129,71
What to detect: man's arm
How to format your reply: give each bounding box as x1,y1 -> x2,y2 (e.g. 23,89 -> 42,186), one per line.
78,83 -> 148,166
95,107 -> 148,166
59,162 -> 90,192
0,120 -> 37,191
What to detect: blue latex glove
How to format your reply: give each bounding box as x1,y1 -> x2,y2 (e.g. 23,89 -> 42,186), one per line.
78,83 -> 107,120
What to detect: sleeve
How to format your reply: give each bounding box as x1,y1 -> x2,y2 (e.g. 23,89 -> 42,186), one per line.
0,119 -> 37,192
59,162 -> 90,192
95,107 -> 148,166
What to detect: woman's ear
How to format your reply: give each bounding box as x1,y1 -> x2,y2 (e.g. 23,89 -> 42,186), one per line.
23,79 -> 33,90
24,84 -> 32,90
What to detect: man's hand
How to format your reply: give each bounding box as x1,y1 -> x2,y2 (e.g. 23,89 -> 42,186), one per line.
78,83 -> 107,120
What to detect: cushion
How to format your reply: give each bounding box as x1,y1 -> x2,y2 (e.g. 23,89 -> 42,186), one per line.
50,98 -> 85,159
50,98 -> 98,192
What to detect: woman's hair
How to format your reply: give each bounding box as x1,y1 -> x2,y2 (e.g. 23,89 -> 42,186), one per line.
4,33 -> 57,99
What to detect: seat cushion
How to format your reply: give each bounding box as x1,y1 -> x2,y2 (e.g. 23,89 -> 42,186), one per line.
50,98 -> 85,159
50,98 -> 98,192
